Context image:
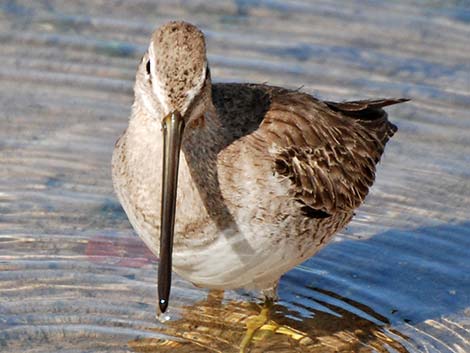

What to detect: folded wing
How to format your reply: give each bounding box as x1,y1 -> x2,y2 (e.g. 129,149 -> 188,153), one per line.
260,89 -> 407,215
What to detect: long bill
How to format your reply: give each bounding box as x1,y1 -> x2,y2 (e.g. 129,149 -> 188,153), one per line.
158,111 -> 185,314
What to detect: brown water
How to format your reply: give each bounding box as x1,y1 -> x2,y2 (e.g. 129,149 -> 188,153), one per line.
1,1 -> 470,352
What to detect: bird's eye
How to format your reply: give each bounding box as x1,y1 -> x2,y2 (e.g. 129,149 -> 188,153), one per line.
146,60 -> 151,75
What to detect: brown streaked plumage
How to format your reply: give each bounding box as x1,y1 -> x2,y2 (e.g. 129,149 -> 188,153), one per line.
112,21 -> 407,314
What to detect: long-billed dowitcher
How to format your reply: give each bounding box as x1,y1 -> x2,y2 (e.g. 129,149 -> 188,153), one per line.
112,21 -> 407,314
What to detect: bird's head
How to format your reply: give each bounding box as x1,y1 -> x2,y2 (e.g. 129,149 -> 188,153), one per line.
136,21 -> 212,126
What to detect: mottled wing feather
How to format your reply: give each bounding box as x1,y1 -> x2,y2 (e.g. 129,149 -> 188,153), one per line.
261,89 -> 405,214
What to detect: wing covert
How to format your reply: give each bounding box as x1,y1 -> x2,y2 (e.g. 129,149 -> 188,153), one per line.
260,90 -> 404,215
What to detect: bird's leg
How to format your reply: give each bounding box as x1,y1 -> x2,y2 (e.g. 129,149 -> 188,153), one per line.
239,280 -> 278,353
239,300 -> 273,353
239,280 -> 312,351
261,280 -> 279,302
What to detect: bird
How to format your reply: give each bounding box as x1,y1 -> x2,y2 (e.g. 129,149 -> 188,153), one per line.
112,20 -> 407,315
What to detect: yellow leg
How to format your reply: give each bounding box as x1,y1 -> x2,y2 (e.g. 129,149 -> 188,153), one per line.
239,297 -> 312,352
239,299 -> 273,353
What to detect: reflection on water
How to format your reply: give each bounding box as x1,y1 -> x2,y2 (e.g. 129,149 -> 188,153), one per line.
1,0 -> 470,352
130,290 -> 411,353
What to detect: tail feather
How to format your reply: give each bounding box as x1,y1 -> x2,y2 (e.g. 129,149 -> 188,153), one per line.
325,98 -> 409,113
324,98 -> 409,123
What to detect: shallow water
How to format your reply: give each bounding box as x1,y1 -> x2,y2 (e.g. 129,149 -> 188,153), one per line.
1,1 -> 470,352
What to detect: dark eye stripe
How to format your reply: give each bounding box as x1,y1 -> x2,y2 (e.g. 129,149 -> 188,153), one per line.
146,60 -> 151,75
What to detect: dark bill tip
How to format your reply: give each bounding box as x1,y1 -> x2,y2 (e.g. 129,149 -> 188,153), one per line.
158,298 -> 168,314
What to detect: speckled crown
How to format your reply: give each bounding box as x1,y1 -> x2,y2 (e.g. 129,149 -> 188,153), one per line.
149,21 -> 208,114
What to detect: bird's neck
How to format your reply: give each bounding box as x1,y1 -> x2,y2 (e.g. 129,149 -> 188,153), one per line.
126,103 -> 208,231
127,101 -> 231,235
181,107 -> 238,231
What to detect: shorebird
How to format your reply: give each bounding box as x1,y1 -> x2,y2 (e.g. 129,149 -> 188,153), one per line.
112,21 -> 407,315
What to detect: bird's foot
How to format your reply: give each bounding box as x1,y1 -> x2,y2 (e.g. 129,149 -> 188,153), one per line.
239,296 -> 312,352
239,298 -> 273,353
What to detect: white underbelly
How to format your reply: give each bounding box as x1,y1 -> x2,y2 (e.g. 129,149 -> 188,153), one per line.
117,185 -> 325,291
171,224 -> 311,290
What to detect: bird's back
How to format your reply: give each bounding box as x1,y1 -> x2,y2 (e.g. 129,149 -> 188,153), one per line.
211,83 -> 405,217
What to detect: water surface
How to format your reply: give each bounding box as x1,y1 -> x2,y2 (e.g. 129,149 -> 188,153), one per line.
1,1 -> 470,352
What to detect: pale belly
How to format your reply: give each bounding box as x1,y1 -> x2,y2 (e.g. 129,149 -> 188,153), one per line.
123,196 -> 349,291
172,225 -> 306,290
